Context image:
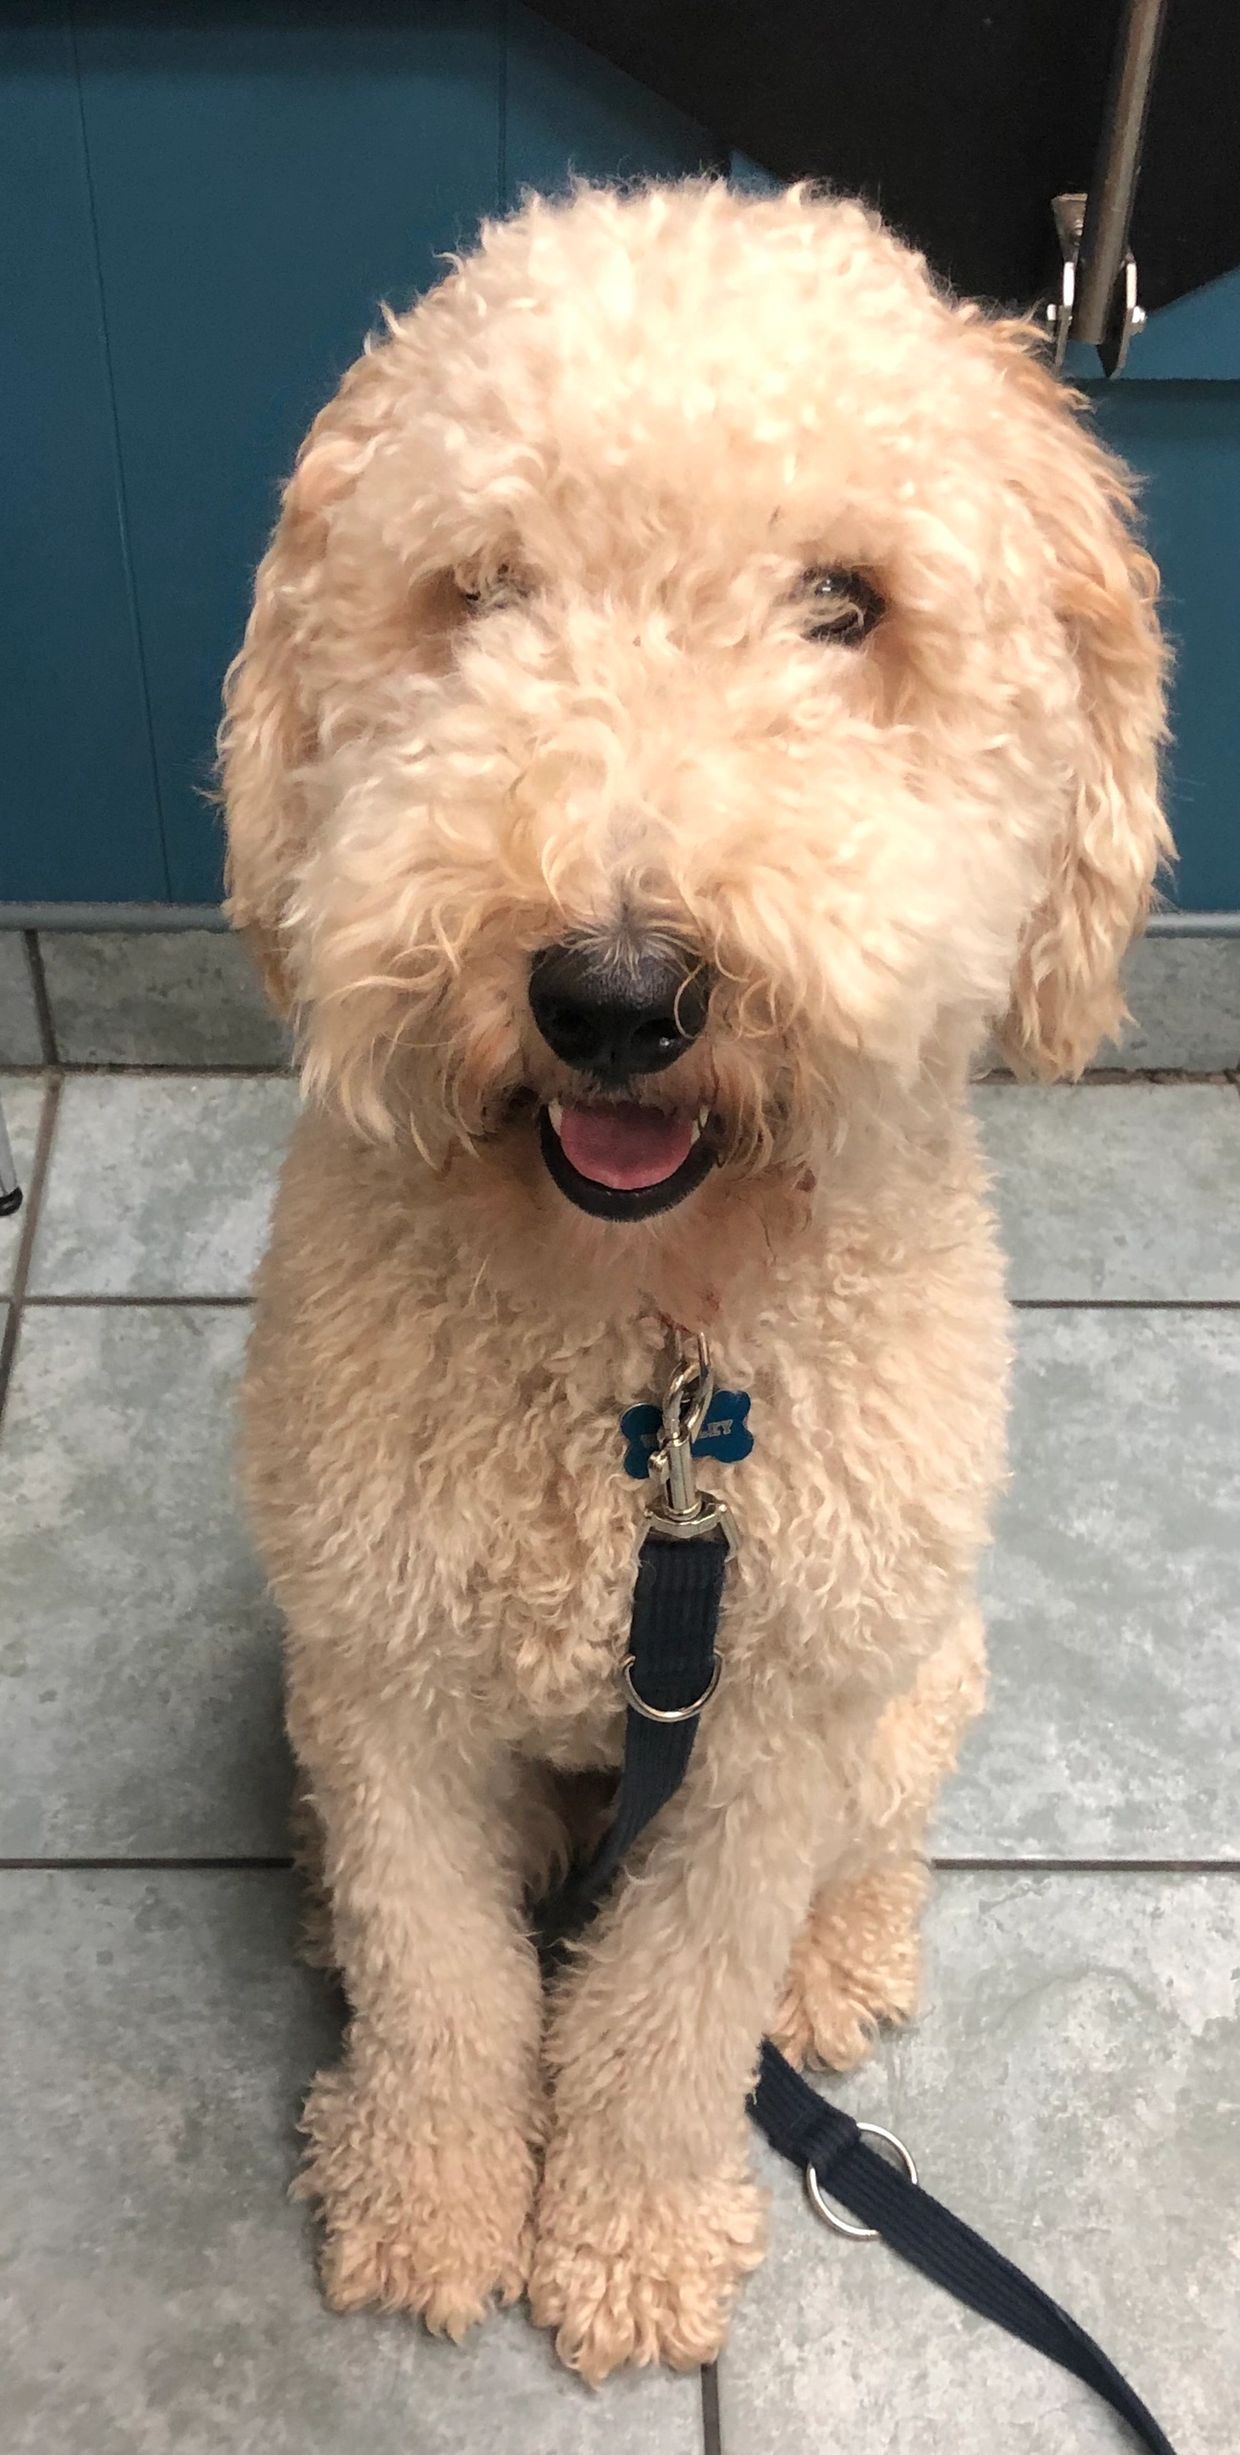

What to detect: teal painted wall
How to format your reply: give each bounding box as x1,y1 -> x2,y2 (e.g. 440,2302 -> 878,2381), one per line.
2,15 -> 167,899
2,24 -> 1236,907
70,4 -> 509,903
2,3 -> 713,906
1091,384 -> 1240,911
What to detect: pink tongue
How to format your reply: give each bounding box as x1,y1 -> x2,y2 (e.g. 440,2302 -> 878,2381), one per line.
557,1102 -> 696,1191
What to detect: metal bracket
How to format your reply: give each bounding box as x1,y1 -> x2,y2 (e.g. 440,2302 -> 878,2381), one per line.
1045,192 -> 1145,376
1040,0 -> 1167,377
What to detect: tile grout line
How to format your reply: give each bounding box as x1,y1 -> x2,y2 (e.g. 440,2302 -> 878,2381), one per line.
22,931 -> 58,1066
0,1075 -> 60,1434
975,1067 -> 1240,1087
933,1854 -> 1240,1874
0,1857 -> 295,1874
0,1058 -> 1235,1084
701,2361 -> 723,2455
2,1854 -> 1236,1876
24,1293 -> 255,1309
0,1060 -> 293,1082
17,1294 -> 1240,1314
1012,1297 -> 1240,1311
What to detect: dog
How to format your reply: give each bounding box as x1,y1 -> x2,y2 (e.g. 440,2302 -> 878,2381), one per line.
219,179 -> 1168,2383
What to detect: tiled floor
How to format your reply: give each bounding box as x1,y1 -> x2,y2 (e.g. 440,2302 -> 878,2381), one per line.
1,930 -> 1238,2454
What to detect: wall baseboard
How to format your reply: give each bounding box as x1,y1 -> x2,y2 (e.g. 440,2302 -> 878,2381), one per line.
1147,910 -> 1240,936
3,905 -> 1240,937
0,904 -> 230,932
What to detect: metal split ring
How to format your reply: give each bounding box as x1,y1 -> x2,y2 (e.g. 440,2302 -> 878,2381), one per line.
804,2124 -> 919,2240
620,1652 -> 723,1723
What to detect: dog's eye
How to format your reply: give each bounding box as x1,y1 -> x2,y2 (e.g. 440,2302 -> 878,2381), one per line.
457,564 -> 528,615
799,567 -> 885,644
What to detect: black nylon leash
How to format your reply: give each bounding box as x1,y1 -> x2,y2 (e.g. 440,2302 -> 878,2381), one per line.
538,1375 -> 1179,2453
750,2041 -> 1176,2455
537,1529 -> 728,1959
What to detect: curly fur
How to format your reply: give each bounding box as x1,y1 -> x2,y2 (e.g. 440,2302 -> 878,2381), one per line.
220,180 -> 1169,2382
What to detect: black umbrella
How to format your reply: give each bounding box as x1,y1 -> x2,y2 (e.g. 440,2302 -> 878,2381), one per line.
529,0 -> 1239,319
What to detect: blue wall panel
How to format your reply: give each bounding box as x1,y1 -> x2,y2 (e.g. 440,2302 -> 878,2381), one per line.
1092,383 -> 1240,912
0,12 -> 165,901
504,2 -> 714,202
63,1 -> 712,906
75,1 -> 506,903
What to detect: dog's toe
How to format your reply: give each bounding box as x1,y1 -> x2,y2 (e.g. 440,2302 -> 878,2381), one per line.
321,2216 -> 529,2338
300,2059 -> 537,2337
770,1860 -> 927,2073
528,2156 -> 766,2382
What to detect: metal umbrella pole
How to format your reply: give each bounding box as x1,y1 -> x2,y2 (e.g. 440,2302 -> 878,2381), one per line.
1046,0 -> 1171,375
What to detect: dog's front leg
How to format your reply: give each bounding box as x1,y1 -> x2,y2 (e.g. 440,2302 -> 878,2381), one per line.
293,1702 -> 544,2340
530,1694 -> 829,2381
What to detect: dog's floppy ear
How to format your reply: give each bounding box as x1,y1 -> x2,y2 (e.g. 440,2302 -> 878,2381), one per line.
219,355 -> 390,1015
219,529 -> 311,1016
988,332 -> 1171,1079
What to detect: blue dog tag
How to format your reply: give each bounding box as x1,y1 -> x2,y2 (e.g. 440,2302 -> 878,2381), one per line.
620,1389 -> 754,1480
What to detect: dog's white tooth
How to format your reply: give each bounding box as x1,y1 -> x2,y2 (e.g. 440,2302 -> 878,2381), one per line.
688,1117 -> 702,1144
548,1099 -> 564,1133
697,1105 -> 710,1128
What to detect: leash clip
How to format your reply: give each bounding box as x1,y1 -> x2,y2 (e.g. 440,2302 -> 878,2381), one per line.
646,1332 -> 739,1556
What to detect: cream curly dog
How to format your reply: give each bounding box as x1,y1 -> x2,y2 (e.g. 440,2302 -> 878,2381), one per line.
220,181 -> 1168,2382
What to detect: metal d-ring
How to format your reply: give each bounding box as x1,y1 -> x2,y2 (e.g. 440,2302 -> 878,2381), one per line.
805,2124 -> 919,2241
620,1650 -> 723,1723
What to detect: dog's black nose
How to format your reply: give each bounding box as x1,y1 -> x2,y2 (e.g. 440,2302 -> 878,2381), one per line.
528,935 -> 709,1082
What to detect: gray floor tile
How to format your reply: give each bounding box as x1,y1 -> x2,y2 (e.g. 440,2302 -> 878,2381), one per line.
720,1871 -> 1238,2455
29,1072 -> 298,1297
0,1870 -> 703,2455
941,1308 -> 1240,1859
0,933 -> 43,1065
39,929 -> 290,1067
0,1306 -> 289,1855
976,1081 -> 1240,1298
977,937 -> 1240,1079
1114,932 -> 1240,1072
1,1075 -> 48,1295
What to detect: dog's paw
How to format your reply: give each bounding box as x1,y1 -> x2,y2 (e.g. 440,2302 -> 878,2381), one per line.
769,1860 -> 927,2073
528,2152 -> 766,2382
298,2060 -> 537,2339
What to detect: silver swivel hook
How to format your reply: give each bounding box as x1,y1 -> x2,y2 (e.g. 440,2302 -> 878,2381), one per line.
645,1330 -> 739,1554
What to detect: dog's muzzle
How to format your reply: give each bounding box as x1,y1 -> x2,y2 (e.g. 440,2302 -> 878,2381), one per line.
529,934 -> 717,1222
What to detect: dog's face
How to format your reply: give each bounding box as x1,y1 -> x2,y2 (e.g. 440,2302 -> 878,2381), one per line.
222,184 -> 1167,1266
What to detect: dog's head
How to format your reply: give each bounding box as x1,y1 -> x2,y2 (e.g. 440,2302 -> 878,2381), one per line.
221,182 -> 1168,1272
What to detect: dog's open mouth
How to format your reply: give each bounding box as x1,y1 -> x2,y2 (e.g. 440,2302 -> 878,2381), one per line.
538,1099 -> 717,1221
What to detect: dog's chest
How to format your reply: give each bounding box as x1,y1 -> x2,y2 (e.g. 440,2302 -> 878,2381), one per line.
261,1103 -> 1009,1756
393,1305 -> 975,1755
401,1331 -> 692,1746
